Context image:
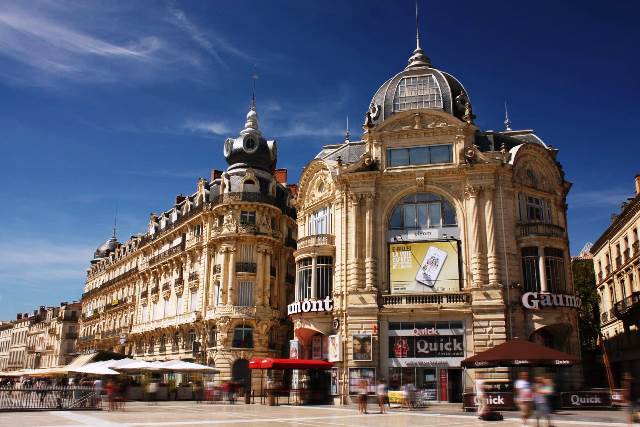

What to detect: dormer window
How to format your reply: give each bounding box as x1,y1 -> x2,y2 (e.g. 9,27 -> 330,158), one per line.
393,75 -> 443,112
387,144 -> 452,167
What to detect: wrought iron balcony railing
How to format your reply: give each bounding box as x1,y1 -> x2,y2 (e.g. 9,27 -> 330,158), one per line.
518,222 -> 565,238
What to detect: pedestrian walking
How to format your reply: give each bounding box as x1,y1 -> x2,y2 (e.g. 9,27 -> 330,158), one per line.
623,372 -> 640,427
533,376 -> 553,427
146,380 -> 158,405
377,379 -> 388,414
515,372 -> 533,427
476,377 -> 487,418
358,377 -> 369,414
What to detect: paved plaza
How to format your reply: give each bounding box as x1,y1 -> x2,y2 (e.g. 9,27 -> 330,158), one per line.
0,402 -> 629,427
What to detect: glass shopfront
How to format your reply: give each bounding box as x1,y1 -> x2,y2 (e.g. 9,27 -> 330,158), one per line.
384,320 -> 465,403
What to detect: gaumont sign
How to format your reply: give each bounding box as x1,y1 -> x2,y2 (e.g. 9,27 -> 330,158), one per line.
521,292 -> 582,310
287,296 -> 333,316
560,391 -> 612,409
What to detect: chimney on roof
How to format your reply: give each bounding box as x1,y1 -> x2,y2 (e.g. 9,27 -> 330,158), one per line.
16,313 -> 22,320
274,168 -> 288,185
23,313 -> 28,319
635,174 -> 640,195
211,169 -> 223,181
175,194 -> 186,205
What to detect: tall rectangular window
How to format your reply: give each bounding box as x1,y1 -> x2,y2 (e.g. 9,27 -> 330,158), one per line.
308,207 -> 332,235
238,281 -> 253,307
176,293 -> 183,314
521,247 -> 540,292
544,247 -> 566,293
518,194 -> 551,223
297,258 -> 313,300
316,257 -> 334,299
189,290 -> 198,312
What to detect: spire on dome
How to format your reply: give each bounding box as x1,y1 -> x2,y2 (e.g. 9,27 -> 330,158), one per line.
344,116 -> 351,143
406,0 -> 432,69
112,207 -> 118,240
504,101 -> 512,131
241,73 -> 261,136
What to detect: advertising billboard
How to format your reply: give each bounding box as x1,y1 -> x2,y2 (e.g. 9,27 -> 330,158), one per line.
389,241 -> 460,293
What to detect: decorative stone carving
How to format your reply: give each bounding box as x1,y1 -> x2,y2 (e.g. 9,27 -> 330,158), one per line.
464,184 -> 481,199
222,210 -> 237,233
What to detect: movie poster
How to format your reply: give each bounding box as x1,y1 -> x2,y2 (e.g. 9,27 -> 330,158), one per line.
352,334 -> 372,361
328,334 -> 342,362
289,339 -> 300,360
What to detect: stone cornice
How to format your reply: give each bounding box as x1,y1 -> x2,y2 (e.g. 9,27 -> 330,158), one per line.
592,192 -> 640,254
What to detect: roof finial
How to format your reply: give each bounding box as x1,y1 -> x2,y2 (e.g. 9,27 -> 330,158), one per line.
112,206 -> 118,239
406,0 -> 431,69
345,116 -> 351,143
504,101 -> 512,131
415,0 -> 421,50
251,72 -> 259,111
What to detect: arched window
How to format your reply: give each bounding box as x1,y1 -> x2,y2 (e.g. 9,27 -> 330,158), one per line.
232,327 -> 253,348
389,193 -> 457,233
243,179 -> 259,193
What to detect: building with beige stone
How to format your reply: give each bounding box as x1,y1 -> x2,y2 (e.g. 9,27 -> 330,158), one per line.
79,102 -> 297,392
591,175 -> 640,383
25,303 -> 81,369
0,322 -> 13,371
288,29 -> 581,403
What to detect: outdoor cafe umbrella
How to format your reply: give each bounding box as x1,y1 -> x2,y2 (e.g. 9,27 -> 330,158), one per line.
461,338 -> 580,368
156,360 -> 220,373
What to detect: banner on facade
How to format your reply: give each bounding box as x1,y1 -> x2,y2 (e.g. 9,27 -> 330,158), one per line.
289,340 -> 300,360
559,391 -> 612,408
389,241 -> 460,293
352,334 -> 373,361
328,334 -> 342,362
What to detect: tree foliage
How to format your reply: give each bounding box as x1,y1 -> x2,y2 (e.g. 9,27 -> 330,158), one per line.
572,258 -> 600,352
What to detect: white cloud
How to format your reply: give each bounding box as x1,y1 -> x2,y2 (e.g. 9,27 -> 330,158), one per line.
279,121 -> 346,138
0,239 -> 92,286
166,3 -> 253,65
568,188 -> 633,209
184,120 -> 231,135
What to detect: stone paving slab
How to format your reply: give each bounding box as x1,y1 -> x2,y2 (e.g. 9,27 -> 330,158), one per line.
0,401 -> 628,427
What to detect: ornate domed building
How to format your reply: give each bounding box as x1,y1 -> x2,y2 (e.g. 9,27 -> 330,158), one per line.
79,101 -> 297,392
290,21 -> 580,404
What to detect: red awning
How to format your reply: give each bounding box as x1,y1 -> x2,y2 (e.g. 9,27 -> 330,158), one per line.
248,358 -> 333,370
461,339 -> 580,368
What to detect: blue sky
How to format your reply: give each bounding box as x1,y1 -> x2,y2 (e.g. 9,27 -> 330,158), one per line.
0,0 -> 638,319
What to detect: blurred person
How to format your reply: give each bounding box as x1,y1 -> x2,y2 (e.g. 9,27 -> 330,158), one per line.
515,372 -> 533,427
358,377 -> 369,414
623,372 -> 640,427
476,376 -> 487,418
377,379 -> 388,414
533,376 -> 553,427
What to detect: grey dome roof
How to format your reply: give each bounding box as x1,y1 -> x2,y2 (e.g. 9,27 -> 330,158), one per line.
224,107 -> 276,172
94,235 -> 119,259
367,43 -> 471,126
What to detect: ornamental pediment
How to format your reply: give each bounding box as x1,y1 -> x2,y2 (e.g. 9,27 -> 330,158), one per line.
376,111 -> 462,134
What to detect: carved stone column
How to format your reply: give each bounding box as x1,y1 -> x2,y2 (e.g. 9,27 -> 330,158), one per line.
226,247 -> 236,305
483,187 -> 500,286
538,246 -> 548,292
264,250 -> 272,306
364,193 -> 376,290
465,184 -> 483,287
256,247 -> 265,305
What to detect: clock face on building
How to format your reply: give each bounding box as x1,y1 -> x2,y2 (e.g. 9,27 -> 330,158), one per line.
243,136 -> 258,153
224,138 -> 233,157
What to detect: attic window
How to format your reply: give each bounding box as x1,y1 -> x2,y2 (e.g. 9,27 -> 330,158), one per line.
393,75 -> 443,112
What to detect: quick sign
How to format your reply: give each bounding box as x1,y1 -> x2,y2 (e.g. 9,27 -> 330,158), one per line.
287,296 -> 333,316
521,292 -> 582,310
559,392 -> 612,408
463,393 -> 516,410
389,335 -> 464,358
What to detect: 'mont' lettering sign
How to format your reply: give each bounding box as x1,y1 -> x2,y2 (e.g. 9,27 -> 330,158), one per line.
521,292 -> 582,310
287,296 -> 333,316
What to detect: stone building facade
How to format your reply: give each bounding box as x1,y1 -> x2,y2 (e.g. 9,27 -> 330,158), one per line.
0,322 -> 12,371
289,32 -> 581,403
25,303 -> 81,369
79,103 -> 296,391
592,175 -> 640,383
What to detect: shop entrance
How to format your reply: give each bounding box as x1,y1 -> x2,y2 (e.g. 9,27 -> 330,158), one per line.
389,367 -> 463,402
232,358 -> 251,394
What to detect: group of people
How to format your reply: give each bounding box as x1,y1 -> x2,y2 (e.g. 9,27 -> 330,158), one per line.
513,372 -> 554,427
356,378 -> 390,415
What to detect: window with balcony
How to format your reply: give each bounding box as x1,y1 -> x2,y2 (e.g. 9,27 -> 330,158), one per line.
176,293 -> 183,315
238,281 -> 253,307
544,248 -> 566,293
208,327 -> 217,348
232,327 -> 253,348
186,329 -> 196,349
308,206 -> 332,235
518,194 -> 551,223
522,247 -> 541,292
387,144 -> 452,167
240,211 -> 256,225
189,290 -> 198,312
